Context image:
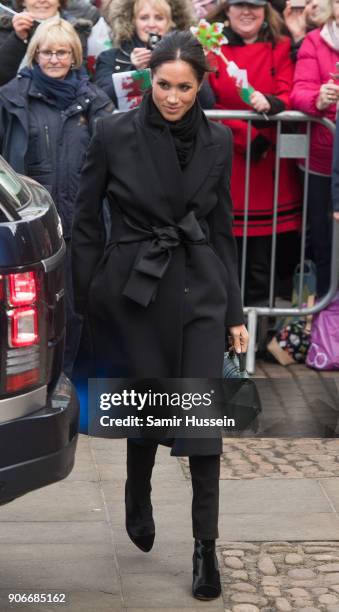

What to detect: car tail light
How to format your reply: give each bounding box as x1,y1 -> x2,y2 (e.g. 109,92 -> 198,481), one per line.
0,270 -> 41,394
8,271 -> 37,306
8,307 -> 39,347
6,369 -> 40,393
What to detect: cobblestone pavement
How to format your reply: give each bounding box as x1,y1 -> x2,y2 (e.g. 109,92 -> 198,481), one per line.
219,541 -> 339,612
179,439 -> 339,480
219,439 -> 339,480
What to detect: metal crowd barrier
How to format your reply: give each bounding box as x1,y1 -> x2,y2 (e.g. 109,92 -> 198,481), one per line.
205,110 -> 339,374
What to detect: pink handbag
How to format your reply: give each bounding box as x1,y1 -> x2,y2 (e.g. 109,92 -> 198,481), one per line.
306,292 -> 339,371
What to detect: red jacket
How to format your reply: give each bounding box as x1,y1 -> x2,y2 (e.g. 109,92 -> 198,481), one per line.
290,27 -> 339,175
209,35 -> 301,237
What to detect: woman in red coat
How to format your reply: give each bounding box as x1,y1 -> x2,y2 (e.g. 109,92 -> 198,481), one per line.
208,0 -> 301,304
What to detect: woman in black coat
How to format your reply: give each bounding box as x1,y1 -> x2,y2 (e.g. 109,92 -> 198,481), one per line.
0,17 -> 113,376
72,31 -> 248,601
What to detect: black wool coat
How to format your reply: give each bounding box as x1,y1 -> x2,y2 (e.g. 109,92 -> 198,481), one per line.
72,99 -> 244,456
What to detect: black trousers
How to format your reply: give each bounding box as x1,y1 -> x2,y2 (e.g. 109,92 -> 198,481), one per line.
302,172 -> 333,297
127,439 -> 220,540
236,232 -> 300,306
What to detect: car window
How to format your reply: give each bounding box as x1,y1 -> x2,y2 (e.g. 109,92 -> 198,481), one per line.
0,157 -> 30,220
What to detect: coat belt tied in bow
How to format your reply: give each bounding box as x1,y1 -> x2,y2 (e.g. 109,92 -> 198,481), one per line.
120,210 -> 207,307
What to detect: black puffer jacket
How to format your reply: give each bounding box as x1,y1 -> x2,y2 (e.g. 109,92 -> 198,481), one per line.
0,69 -> 114,237
0,13 -> 92,85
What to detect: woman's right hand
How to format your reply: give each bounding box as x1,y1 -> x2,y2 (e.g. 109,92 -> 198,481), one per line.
250,90 -> 271,113
228,324 -> 249,354
130,47 -> 152,70
316,79 -> 339,110
12,11 -> 35,41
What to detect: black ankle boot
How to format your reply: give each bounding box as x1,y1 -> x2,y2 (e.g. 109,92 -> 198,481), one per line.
125,480 -> 155,552
192,539 -> 221,600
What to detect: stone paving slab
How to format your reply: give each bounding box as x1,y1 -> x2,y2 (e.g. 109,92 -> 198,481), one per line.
0,521 -> 111,545
88,448 -> 129,466
1,544 -> 120,591
219,540 -> 339,611
218,513 -> 339,542
114,541 -> 191,574
320,481 -> 339,513
219,479 -> 332,514
95,460 -> 181,482
64,457 -> 99,482
119,573 -> 223,609
0,480 -> 105,522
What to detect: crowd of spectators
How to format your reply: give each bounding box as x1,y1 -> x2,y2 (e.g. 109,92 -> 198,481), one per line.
0,0 -> 338,372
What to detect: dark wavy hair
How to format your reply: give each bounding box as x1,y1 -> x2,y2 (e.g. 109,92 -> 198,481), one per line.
149,30 -> 211,84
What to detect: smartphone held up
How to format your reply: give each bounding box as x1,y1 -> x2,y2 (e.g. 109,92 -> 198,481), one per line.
290,0 -> 306,8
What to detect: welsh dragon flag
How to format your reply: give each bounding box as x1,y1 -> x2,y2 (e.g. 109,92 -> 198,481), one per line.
113,69 -> 152,111
226,61 -> 255,106
191,20 -> 255,107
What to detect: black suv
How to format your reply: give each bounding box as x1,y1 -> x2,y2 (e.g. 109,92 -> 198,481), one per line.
0,156 -> 79,504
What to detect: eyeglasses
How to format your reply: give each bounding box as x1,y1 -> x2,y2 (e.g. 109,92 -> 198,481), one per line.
37,50 -> 72,60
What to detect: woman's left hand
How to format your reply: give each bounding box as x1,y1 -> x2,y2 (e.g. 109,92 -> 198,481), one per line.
334,212 -> 339,221
283,0 -> 307,43
228,324 -> 249,354
130,47 -> 152,70
250,91 -> 271,113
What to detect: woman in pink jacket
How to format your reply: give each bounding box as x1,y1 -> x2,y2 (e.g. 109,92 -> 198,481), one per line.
290,2 -> 339,296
